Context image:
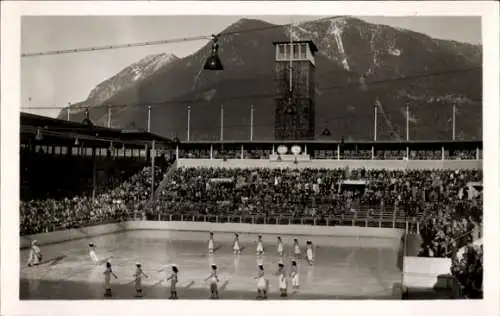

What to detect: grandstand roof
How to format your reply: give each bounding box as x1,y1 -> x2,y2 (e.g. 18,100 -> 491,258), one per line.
21,112 -> 172,148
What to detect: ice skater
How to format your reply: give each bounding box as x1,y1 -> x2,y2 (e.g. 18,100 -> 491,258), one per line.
293,239 -> 301,260
208,232 -> 215,255
290,260 -> 299,293
306,240 -> 314,266
103,261 -> 118,297
205,264 -> 219,299
133,262 -> 149,297
89,243 -> 99,265
275,263 -> 288,297
27,240 -> 42,267
233,233 -> 241,255
277,236 -> 284,257
167,265 -> 179,299
256,235 -> 264,256
255,265 -> 267,299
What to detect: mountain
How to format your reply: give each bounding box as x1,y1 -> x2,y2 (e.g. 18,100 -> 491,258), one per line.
60,17 -> 482,141
67,52 -> 179,126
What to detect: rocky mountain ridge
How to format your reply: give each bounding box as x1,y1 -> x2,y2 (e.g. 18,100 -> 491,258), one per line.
61,17 -> 482,141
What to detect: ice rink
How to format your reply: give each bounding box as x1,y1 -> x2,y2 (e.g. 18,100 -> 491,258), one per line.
20,230 -> 403,300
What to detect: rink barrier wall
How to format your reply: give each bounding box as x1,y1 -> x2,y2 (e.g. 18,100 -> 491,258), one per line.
20,222 -> 128,249
21,221 -> 404,249
127,220 -> 404,238
177,158 -> 482,170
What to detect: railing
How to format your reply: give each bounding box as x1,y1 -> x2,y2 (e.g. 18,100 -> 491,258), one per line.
150,213 -> 421,234
21,213 -> 422,236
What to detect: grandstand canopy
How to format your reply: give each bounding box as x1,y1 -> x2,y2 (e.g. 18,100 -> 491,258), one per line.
21,112 -> 172,148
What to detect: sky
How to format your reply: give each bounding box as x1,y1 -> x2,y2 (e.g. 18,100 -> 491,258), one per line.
21,15 -> 481,117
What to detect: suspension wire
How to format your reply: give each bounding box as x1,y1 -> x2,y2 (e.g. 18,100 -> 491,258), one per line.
21,66 -> 481,140
23,100 -> 481,143
22,66 -> 481,111
21,15 -> 341,58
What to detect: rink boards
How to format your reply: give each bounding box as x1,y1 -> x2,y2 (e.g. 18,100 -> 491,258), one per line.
21,221 -> 404,249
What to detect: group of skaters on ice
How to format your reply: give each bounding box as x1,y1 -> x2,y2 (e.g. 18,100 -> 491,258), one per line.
26,233 -> 314,299
207,232 -> 314,299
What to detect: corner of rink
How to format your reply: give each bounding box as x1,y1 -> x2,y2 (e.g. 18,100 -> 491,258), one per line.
399,233 -> 461,299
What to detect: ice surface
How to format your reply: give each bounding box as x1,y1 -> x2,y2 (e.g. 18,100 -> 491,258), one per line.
20,230 -> 402,300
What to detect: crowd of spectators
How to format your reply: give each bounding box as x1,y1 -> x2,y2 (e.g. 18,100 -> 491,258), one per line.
451,244 -> 483,298
154,167 -> 481,221
20,166 -> 163,235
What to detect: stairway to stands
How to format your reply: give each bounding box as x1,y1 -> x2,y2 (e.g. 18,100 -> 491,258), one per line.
140,160 -> 178,218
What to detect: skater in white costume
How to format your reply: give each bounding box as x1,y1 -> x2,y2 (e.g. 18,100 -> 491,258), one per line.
103,261 -> 118,297
255,265 -> 267,299
167,265 -> 179,299
233,233 -> 241,255
290,260 -> 299,293
277,236 -> 284,257
256,235 -> 264,256
89,243 -> 99,265
133,262 -> 149,297
275,263 -> 288,297
256,254 -> 264,266
27,240 -> 42,267
208,232 -> 215,255
293,239 -> 301,259
205,264 -> 219,299
306,240 -> 314,265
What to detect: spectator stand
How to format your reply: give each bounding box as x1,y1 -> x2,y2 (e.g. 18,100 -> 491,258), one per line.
20,112 -> 174,234
20,112 -> 483,299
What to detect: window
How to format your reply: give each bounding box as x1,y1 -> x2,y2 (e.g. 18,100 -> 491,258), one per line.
278,44 -> 285,60
300,43 -> 308,59
283,44 -> 289,60
293,44 -> 299,59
